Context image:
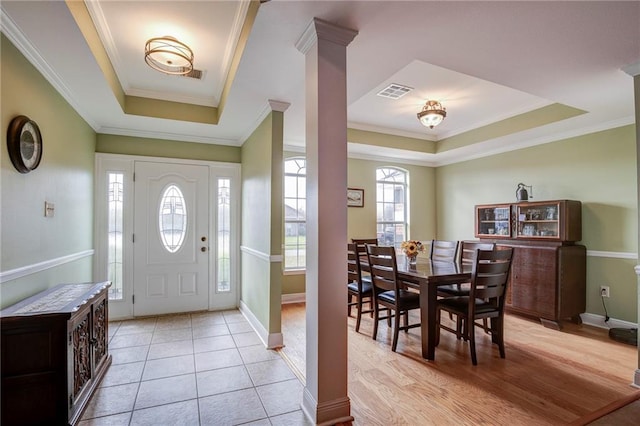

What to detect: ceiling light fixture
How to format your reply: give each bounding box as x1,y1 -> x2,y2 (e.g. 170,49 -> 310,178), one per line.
144,36 -> 194,75
417,100 -> 447,129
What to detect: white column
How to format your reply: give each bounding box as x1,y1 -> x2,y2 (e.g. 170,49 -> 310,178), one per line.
623,61 -> 640,388
296,18 -> 358,424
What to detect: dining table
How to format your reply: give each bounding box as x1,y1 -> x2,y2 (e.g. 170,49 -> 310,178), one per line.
372,254 -> 473,360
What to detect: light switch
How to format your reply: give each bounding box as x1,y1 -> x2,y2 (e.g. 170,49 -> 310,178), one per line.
45,201 -> 55,217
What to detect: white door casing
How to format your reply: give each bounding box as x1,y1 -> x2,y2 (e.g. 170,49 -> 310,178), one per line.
133,161 -> 209,316
95,154 -> 240,320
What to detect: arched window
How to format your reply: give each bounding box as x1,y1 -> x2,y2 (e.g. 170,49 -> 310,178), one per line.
284,158 -> 306,269
376,167 -> 408,248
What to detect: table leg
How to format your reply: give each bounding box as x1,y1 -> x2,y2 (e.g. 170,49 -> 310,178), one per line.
420,280 -> 437,360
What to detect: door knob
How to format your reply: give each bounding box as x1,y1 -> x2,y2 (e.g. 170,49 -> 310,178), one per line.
201,236 -> 207,242
201,247 -> 207,252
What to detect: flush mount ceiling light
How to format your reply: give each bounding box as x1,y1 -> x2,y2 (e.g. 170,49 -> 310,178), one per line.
417,100 -> 447,129
144,36 -> 194,75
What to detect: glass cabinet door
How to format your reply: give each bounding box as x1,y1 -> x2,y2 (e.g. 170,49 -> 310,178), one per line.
516,201 -> 560,239
475,204 -> 512,238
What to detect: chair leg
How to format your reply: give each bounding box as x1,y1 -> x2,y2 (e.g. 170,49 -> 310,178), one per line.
355,295 -> 363,333
391,309 -> 400,352
494,317 -> 506,359
455,314 -> 464,339
348,294 -> 353,317
469,317 -> 477,366
403,311 -> 409,333
372,300 -> 379,341
463,315 -> 469,341
435,309 -> 441,346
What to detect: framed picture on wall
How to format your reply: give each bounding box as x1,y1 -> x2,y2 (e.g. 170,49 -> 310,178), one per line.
347,188 -> 364,207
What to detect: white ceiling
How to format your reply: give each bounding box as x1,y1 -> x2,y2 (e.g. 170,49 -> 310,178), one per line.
2,1 -> 639,166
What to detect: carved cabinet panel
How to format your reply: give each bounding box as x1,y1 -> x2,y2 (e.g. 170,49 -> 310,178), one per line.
1,282 -> 111,425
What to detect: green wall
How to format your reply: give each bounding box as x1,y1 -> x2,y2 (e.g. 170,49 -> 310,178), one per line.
96,134 -> 241,163
347,158 -> 436,242
241,111 -> 284,336
1,34 -> 96,308
436,125 -> 637,322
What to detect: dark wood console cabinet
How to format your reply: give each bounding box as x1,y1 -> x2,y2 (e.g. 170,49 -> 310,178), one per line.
475,200 -> 586,329
497,240 -> 586,329
1,282 -> 111,425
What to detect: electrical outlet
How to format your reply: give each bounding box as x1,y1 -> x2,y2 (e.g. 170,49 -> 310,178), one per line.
600,285 -> 610,298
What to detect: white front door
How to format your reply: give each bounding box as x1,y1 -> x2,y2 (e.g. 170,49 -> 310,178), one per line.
133,161 -> 209,316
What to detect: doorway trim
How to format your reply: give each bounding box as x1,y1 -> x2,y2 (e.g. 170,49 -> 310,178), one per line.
94,153 -> 241,320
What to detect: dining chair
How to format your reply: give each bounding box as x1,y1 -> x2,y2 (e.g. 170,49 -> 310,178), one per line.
435,247 -> 514,365
366,244 -> 421,352
351,238 -> 379,261
429,240 -> 460,262
351,237 -> 378,279
437,241 -> 497,337
347,243 -> 373,333
438,241 -> 496,297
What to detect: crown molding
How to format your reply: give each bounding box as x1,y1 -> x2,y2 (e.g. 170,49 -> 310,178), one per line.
295,18 -> 358,54
622,61 -> 640,77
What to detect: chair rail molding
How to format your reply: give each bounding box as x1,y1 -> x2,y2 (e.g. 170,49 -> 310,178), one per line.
587,250 -> 637,259
0,250 -> 94,284
240,245 -> 282,262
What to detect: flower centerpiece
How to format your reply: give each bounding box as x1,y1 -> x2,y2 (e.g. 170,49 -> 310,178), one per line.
401,240 -> 425,264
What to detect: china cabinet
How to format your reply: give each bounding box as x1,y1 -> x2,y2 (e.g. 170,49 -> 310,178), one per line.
475,204 -> 512,238
1,282 -> 111,425
474,200 -> 585,329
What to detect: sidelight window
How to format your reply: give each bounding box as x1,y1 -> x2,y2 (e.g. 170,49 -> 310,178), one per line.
217,178 -> 231,292
107,172 -> 124,300
284,158 -> 306,270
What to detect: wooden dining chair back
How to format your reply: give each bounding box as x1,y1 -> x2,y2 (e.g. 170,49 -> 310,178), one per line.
365,244 -> 421,352
430,240 -> 460,262
436,247 -> 514,365
351,238 -> 379,247
459,241 -> 496,264
351,238 -> 378,264
347,243 -> 373,333
438,240 -> 497,335
439,241 -> 496,295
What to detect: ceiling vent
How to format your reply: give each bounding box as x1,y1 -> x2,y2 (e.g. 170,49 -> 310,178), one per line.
377,83 -> 413,99
180,68 -> 204,79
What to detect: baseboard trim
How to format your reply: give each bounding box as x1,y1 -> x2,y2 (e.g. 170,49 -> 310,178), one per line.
239,300 -> 283,349
282,293 -> 306,304
301,388 -> 353,426
580,313 -> 638,330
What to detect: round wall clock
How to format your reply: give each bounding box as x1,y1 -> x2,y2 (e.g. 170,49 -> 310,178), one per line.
7,115 -> 42,173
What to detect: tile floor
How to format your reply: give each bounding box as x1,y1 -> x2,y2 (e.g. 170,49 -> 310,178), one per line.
80,310 -> 311,426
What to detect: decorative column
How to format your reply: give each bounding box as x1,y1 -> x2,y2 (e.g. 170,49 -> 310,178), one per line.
296,18 -> 358,424
623,60 -> 640,388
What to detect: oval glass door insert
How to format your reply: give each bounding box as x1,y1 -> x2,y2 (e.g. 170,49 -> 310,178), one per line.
159,184 -> 187,253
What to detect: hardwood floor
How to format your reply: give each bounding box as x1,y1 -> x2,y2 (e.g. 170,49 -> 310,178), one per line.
279,303 -> 637,425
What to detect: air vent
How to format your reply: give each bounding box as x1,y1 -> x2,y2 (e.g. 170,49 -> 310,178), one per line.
377,83 -> 413,99
179,68 -> 203,79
